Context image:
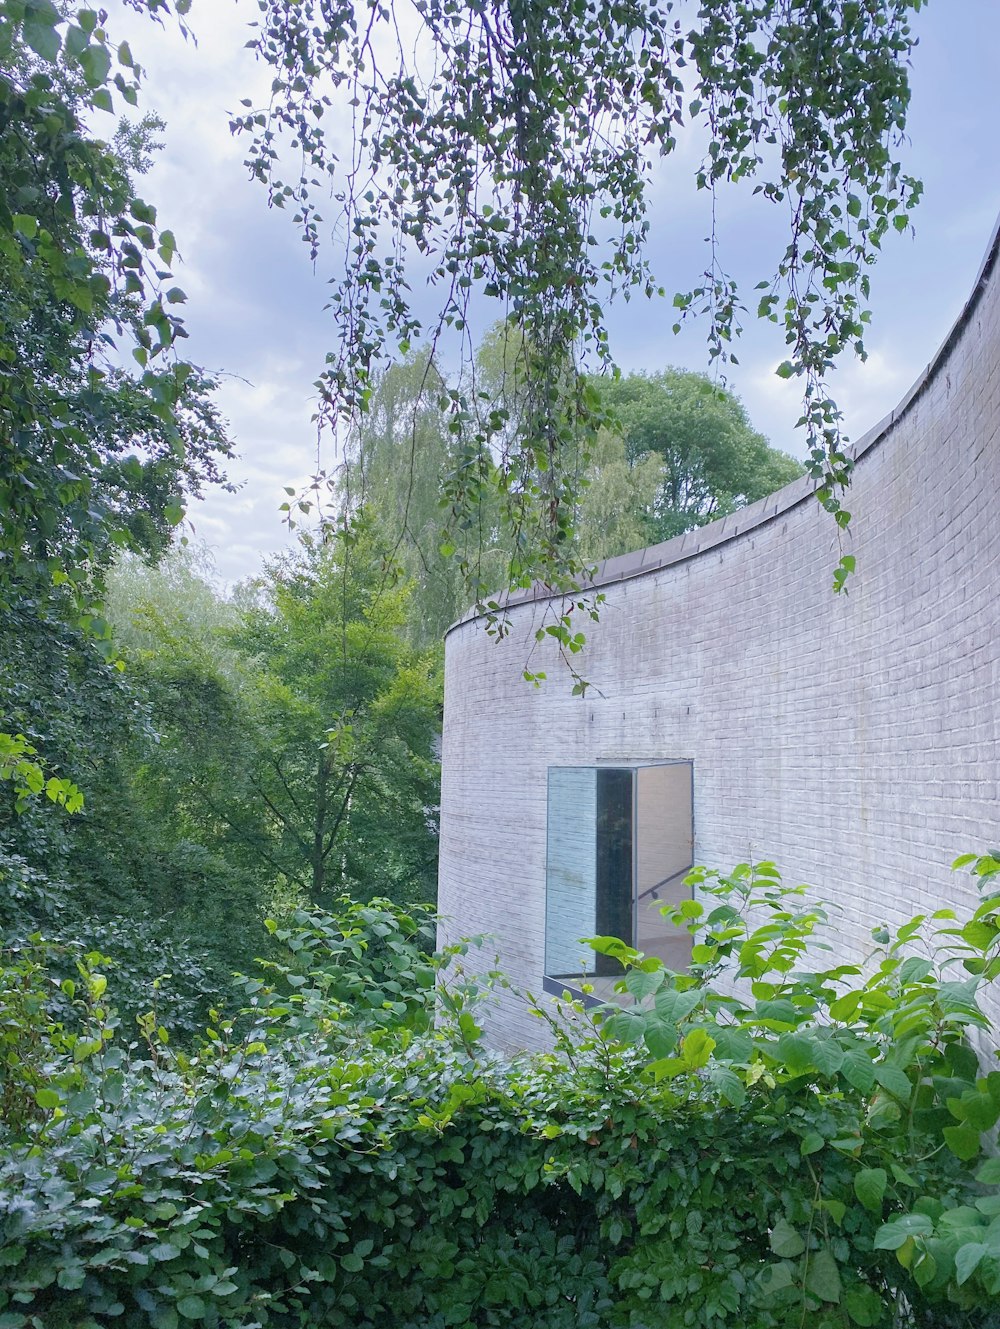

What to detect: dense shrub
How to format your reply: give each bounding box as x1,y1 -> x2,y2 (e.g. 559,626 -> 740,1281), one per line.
1,865 -> 999,1328
0,849 -> 224,1040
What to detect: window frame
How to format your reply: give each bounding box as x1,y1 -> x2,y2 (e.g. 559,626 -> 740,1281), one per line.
542,759 -> 694,1002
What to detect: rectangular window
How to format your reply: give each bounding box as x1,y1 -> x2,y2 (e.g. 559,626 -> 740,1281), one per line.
544,761 -> 693,1001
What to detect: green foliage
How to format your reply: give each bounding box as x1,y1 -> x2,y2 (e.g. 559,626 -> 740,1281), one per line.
347,346 -> 796,672
342,349 -> 506,646
0,0 -> 230,618
0,849 -> 223,1041
0,528 -> 442,1013
0,731 -> 82,814
0,559 -> 262,1010
238,0 -> 926,607
2,861 -> 999,1328
595,368 -> 805,544
106,526 -> 441,914
573,428 -> 665,564
258,897 -> 439,1033
0,0 -> 230,860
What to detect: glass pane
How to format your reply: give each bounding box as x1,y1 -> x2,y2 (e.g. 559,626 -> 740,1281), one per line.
544,767 -> 597,983
594,768 -> 633,974
634,763 -> 694,971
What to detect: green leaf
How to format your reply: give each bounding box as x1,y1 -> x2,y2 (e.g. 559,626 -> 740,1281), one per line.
176,1295 -> 206,1319
854,1168 -> 887,1213
840,1051 -> 876,1093
769,1217 -> 805,1259
873,1063 -> 911,1102
601,1010 -> 646,1045
806,1248 -> 842,1303
642,1017 -> 678,1059
711,1026 -> 753,1062
874,1214 -> 933,1250
829,991 -> 861,1022
953,1089 -> 1000,1131
777,1032 -> 814,1076
623,967 -> 664,1001
976,1158 -> 1000,1184
844,1285 -> 883,1326
80,43 -> 113,89
23,13 -> 61,62
955,1242 -> 988,1285
809,1037 -> 844,1077
912,1250 -> 937,1288
149,1243 -> 182,1262
758,1262 -> 795,1294
943,1122 -> 982,1161
653,988 -> 701,1024
11,214 -> 38,240
33,1087 -> 60,1110
681,1026 -> 715,1068
708,1064 -> 746,1107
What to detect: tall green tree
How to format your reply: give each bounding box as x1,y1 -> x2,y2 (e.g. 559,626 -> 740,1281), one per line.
110,528 -> 441,912
0,1 -> 226,617
348,341 -> 800,623
575,429 -> 665,565
0,1 -> 230,810
230,524 -> 441,904
344,350 -> 506,646
597,369 -> 804,544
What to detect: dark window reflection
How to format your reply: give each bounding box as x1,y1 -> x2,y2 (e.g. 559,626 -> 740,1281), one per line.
594,769 -> 633,974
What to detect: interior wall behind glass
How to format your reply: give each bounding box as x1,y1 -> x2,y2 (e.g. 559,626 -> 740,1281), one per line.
635,763 -> 693,969
545,768 -> 597,978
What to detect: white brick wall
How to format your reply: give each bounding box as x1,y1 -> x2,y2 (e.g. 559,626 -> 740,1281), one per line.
438,218 -> 1000,1053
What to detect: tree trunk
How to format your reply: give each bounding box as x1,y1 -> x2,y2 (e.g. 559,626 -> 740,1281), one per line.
311,753 -> 328,899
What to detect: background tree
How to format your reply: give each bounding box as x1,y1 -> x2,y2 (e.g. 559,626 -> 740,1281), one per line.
229,524 -> 440,905
348,338 -> 799,614
575,430 -> 665,564
343,350 -> 507,647
598,369 -> 804,544
108,527 -> 441,913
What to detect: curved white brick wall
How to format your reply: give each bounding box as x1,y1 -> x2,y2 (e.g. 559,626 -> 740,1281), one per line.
438,218 -> 1000,1052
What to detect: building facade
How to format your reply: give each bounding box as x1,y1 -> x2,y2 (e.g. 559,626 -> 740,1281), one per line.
438,219 -> 1000,1052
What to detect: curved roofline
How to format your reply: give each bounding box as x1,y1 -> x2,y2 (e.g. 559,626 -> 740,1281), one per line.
446,212 -> 1000,638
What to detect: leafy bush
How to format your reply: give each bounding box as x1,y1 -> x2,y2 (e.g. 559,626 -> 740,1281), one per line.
0,867 -> 999,1328
0,849 -> 224,1040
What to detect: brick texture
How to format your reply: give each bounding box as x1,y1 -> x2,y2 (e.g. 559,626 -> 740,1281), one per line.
438,219 -> 1000,1053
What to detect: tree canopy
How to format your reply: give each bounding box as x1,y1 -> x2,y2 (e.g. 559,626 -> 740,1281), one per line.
598,368 -> 804,544
109,528 -> 441,911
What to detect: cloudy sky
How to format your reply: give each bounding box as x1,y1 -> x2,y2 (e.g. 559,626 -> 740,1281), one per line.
113,1 -> 1000,585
